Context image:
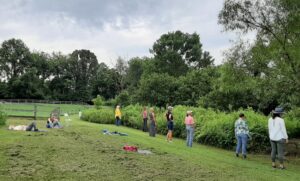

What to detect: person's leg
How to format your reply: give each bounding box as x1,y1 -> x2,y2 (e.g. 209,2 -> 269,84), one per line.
26,121 -> 37,131
241,134 -> 248,158
236,135 -> 242,155
277,139 -> 285,168
169,130 -> 173,141
186,126 -> 190,146
143,119 -> 146,131
189,127 -> 194,147
115,118 -> 118,126
270,140 -> 277,167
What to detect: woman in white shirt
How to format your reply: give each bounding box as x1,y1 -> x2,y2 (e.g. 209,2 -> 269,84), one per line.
268,107 -> 288,169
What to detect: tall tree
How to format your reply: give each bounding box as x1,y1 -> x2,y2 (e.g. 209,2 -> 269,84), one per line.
0,39 -> 32,80
69,50 -> 99,101
92,63 -> 120,99
114,56 -> 128,92
219,0 -> 300,108
150,31 -> 214,77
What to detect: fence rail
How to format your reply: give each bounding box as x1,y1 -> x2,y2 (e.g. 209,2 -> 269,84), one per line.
0,101 -> 90,119
0,99 -> 88,105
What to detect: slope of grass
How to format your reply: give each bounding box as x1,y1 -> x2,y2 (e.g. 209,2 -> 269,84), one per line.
0,116 -> 299,181
1,103 -> 89,117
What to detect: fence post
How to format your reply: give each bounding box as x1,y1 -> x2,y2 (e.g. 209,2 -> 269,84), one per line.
34,104 -> 37,120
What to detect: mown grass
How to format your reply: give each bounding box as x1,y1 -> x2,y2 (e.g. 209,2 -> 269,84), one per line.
0,103 -> 90,117
0,116 -> 299,181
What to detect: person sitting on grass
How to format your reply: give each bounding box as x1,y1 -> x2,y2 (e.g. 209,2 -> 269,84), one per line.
9,121 -> 39,131
47,115 -> 62,128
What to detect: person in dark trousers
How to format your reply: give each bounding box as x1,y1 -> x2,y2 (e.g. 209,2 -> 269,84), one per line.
149,108 -> 156,137
268,107 -> 288,169
142,107 -> 148,132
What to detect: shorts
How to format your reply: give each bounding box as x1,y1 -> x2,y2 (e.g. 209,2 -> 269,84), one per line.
167,121 -> 174,131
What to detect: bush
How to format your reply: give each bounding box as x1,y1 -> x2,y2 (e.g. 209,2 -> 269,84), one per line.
81,104 -> 300,152
92,95 -> 104,110
81,108 -> 114,124
0,108 -> 7,126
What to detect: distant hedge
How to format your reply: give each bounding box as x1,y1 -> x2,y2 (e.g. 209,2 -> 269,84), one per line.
0,108 -> 7,126
81,105 -> 300,152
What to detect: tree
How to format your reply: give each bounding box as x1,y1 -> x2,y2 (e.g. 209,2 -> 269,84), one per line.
150,31 -> 214,77
47,53 -> 74,100
0,38 -> 32,80
177,68 -> 217,106
219,0 -> 300,108
125,57 -> 145,88
69,50 -> 99,101
114,56 -> 128,91
137,73 -> 179,107
92,63 -> 120,100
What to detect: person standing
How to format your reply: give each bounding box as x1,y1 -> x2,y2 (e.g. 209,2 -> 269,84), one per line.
166,106 -> 174,142
115,105 -> 122,126
235,113 -> 249,159
185,111 -> 195,147
142,107 -> 148,132
268,107 -> 288,169
149,108 -> 156,137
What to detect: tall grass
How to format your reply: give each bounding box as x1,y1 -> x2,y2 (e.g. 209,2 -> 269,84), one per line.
81,105 -> 300,152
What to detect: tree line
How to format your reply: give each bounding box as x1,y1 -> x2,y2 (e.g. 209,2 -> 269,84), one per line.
1,0 -> 299,114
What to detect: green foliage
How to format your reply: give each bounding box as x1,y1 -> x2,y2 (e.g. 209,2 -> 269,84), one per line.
150,30 -> 214,77
0,107 -> 7,126
92,95 -> 104,110
115,91 -> 130,107
137,73 -> 179,107
81,104 -> 300,152
81,108 -> 114,124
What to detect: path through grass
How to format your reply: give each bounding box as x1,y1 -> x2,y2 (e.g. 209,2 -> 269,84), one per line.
0,117 -> 299,181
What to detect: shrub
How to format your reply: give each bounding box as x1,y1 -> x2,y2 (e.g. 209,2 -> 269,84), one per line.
92,95 -> 104,110
81,104 -> 300,152
0,108 -> 7,126
81,108 -> 114,124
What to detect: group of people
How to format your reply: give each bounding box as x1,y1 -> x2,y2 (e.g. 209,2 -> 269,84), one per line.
115,105 -> 289,169
115,105 -> 196,147
235,107 -> 288,169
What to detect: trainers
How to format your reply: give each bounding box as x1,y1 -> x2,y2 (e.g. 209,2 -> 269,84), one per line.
236,153 -> 239,157
279,166 -> 286,170
243,155 -> 247,159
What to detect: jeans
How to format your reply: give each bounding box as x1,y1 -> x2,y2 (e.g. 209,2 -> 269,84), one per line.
115,118 -> 121,126
26,122 -> 38,131
236,134 -> 248,155
270,139 -> 285,164
142,118 -> 148,132
186,125 -> 194,147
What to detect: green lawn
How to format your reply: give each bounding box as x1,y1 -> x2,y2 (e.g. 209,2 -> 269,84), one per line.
0,103 -> 90,117
0,116 -> 299,181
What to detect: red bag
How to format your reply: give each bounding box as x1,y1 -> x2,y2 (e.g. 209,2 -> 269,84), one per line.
123,145 -> 138,152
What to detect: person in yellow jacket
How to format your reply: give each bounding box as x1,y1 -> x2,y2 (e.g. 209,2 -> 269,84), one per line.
115,105 -> 122,126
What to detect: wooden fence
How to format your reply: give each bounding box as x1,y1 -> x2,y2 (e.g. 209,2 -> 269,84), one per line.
0,102 -> 90,119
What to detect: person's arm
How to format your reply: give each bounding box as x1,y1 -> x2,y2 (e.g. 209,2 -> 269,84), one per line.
153,113 -> 157,126
281,119 -> 288,142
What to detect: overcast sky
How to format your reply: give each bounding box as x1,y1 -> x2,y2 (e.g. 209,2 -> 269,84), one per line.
0,0 -> 237,66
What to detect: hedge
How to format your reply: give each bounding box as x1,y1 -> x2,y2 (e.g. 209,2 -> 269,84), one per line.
81,105 -> 300,152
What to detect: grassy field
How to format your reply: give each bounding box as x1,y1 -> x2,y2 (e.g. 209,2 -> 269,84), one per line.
0,116 -> 299,181
0,103 -> 90,117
